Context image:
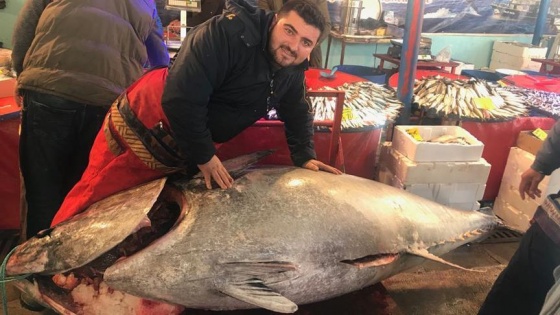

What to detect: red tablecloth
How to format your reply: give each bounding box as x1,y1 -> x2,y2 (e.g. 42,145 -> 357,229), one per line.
0,97 -> 21,229
502,75 -> 560,93
305,67 -> 366,90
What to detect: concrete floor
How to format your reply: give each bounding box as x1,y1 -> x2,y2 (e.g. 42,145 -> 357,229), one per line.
1,234 -> 519,315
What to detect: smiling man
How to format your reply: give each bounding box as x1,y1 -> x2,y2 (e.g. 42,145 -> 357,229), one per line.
51,0 -> 341,226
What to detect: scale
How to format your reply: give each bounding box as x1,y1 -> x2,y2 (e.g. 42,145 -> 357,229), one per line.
165,0 -> 202,49
387,38 -> 433,60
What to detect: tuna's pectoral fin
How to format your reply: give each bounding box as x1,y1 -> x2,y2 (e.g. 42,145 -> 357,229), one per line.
218,261 -> 298,313
219,279 -> 297,313
341,253 -> 399,268
407,248 -> 483,272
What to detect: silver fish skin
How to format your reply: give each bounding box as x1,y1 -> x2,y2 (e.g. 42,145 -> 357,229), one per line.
7,167 -> 499,314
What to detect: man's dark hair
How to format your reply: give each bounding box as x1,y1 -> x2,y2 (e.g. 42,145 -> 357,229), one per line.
277,0 -> 326,39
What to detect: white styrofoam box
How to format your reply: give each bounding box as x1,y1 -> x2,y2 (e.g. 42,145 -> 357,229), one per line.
379,144 -> 491,184
489,51 -> 542,72
449,201 -> 480,211
392,125 -> 484,162
500,147 -> 560,200
378,166 -> 483,210
0,76 -> 16,98
392,176 -> 486,204
493,197 -> 532,232
495,182 -> 540,220
493,41 -> 548,59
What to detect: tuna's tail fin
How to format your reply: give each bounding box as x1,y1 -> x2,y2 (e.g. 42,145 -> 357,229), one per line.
477,206 -> 505,228
477,206 -> 494,216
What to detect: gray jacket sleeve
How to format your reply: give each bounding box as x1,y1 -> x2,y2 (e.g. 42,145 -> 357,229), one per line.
11,0 -> 51,76
532,119 -> 560,175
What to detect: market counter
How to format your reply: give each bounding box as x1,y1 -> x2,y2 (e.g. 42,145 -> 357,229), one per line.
0,97 -> 21,230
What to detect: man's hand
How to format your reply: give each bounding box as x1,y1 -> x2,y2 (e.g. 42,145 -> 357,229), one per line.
302,159 -> 342,175
519,168 -> 545,200
197,155 -> 234,190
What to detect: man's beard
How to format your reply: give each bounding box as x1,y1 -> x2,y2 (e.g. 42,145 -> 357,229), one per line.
271,45 -> 297,67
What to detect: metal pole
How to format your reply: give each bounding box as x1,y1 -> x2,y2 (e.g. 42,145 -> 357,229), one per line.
396,0 -> 425,125
532,0 -> 551,46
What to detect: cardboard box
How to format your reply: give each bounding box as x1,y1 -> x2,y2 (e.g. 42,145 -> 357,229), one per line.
0,76 -> 16,99
493,41 -> 548,59
392,125 -> 484,162
489,51 -> 542,71
516,130 -> 550,156
379,143 -> 491,184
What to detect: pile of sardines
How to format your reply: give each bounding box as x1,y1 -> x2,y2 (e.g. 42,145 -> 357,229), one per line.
414,76 -> 527,121
310,81 -> 403,130
513,87 -> 560,118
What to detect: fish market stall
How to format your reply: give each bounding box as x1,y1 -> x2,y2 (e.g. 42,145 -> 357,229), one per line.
388,71 -> 557,200
218,68 -> 401,179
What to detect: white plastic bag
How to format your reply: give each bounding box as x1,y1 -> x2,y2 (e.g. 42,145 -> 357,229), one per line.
435,46 -> 452,62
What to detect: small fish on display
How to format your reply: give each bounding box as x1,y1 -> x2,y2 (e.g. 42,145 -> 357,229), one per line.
413,76 -> 528,121
310,81 -> 403,130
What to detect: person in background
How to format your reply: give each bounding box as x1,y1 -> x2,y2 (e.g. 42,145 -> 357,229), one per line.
258,0 -> 330,68
11,0 -> 170,239
478,120 -> 560,315
50,0 -> 341,226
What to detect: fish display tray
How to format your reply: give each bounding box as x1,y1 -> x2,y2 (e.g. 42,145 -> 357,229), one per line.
392,125 -> 484,162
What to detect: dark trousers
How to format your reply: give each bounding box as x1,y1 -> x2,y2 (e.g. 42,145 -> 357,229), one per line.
478,223 -> 560,315
19,90 -> 108,238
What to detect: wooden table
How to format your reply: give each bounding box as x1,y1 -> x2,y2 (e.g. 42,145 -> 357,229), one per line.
531,58 -> 560,75
373,53 -> 460,74
324,30 -> 392,69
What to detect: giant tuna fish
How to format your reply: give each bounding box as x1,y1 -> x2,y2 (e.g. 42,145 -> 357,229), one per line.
5,152 -> 500,314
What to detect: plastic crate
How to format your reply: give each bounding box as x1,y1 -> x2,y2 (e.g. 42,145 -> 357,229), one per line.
335,65 -> 386,84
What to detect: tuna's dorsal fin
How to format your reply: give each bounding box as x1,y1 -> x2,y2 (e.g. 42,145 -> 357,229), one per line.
221,149 -> 276,177
219,279 -> 297,313
407,248 -> 483,272
187,150 -> 276,189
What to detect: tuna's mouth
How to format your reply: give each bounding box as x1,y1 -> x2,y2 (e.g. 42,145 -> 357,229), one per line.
32,184 -> 186,310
